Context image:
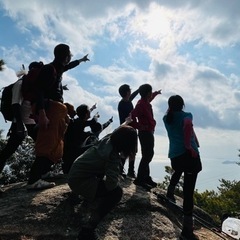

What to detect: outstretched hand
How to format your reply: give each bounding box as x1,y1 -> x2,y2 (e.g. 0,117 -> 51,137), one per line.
80,54 -> 90,62
90,103 -> 97,112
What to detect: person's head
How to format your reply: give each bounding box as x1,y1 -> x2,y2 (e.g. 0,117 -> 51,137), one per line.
110,125 -> 137,157
165,95 -> 185,124
76,104 -> 90,120
139,84 -> 152,99
118,84 -> 131,99
168,95 -> 185,111
64,103 -> 76,119
54,43 -> 72,65
28,61 -> 44,71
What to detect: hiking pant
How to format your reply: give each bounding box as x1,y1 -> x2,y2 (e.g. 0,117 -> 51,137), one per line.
169,171 -> 182,187
35,100 -> 67,163
137,131 -> 154,181
0,123 -> 37,173
28,156 -> 53,184
120,155 -> 135,174
171,151 -> 202,215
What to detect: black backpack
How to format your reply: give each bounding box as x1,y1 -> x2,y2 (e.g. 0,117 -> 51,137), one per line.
0,80 -> 18,122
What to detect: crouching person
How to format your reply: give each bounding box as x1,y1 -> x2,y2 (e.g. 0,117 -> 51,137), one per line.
68,125 -> 137,240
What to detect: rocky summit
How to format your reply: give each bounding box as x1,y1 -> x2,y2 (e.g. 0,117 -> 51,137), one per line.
0,177 -> 230,240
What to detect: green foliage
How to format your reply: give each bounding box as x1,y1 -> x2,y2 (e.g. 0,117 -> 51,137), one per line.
194,179 -> 240,224
161,165 -> 240,224
0,136 -> 35,184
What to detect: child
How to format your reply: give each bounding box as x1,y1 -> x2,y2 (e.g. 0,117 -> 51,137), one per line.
163,95 -> 202,240
131,83 -> 161,189
62,103 -> 98,174
62,104 -> 112,174
118,84 -> 139,178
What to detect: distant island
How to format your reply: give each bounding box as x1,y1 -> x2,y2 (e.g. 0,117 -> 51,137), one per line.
222,160 -> 237,165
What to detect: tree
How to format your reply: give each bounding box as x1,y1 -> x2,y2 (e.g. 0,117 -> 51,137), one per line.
0,136 -> 35,184
160,164 -> 240,224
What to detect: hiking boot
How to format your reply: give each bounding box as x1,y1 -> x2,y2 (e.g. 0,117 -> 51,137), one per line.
127,170 -> 136,179
78,227 -> 97,240
145,177 -> 158,188
41,171 -> 64,179
133,178 -> 153,191
27,179 -> 55,190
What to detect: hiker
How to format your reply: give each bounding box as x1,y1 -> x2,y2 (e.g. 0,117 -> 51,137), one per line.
89,116 -> 113,139
62,103 -> 100,174
131,83 -> 161,190
27,43 -> 90,190
0,62 -> 42,193
68,125 -> 138,240
163,95 -> 202,240
117,84 -> 139,178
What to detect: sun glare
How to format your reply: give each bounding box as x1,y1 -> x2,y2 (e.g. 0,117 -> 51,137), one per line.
136,7 -> 171,40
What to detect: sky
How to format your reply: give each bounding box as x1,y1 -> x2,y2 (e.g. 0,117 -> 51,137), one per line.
0,0 -> 239,192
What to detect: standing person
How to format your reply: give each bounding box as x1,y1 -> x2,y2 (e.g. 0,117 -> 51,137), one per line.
131,83 -> 161,189
117,84 -> 139,178
68,125 -> 138,240
163,95 -> 202,240
0,62 -> 42,194
27,43 -> 89,190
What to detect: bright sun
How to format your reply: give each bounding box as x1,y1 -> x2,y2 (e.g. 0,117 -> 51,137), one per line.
135,6 -> 171,40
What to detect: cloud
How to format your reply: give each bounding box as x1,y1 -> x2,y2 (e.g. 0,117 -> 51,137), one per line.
0,0 -> 239,164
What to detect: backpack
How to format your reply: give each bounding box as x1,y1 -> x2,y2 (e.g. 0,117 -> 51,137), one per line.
21,62 -> 56,104
0,80 -> 19,122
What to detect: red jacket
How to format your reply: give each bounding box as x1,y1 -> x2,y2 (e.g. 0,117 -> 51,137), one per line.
131,91 -> 159,132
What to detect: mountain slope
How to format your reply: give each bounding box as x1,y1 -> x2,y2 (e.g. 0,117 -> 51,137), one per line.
0,177 -> 229,240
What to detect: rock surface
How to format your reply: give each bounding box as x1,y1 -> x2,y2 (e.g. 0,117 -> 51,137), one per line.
0,177 -> 231,240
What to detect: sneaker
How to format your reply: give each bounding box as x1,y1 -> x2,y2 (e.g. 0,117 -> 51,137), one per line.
145,177 -> 158,188
127,170 -> 136,179
133,178 -> 153,191
27,179 -> 55,190
41,171 -> 63,179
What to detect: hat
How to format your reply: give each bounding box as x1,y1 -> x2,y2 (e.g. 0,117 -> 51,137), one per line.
54,44 -> 70,60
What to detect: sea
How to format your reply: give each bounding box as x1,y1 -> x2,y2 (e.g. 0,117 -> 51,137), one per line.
132,155 -> 240,193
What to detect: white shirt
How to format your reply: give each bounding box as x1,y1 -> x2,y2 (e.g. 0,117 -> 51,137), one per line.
11,79 -> 35,125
